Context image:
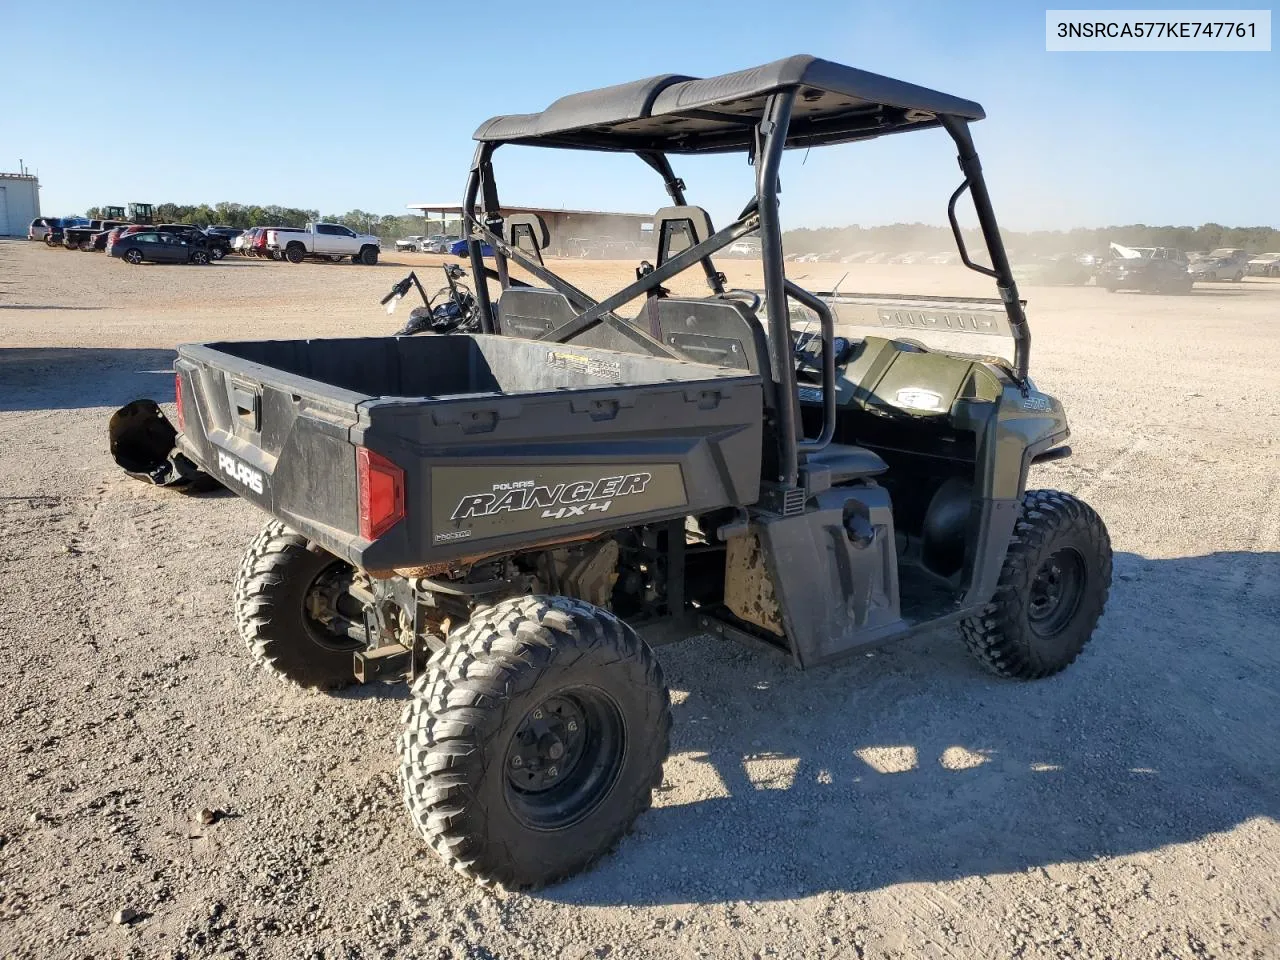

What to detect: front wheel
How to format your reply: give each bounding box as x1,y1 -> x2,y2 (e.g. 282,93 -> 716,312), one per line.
123,248 -> 143,265
210,246 -> 225,260
359,245 -> 378,265
960,490 -> 1112,679
233,521 -> 364,689
400,596 -> 671,888
191,250 -> 210,265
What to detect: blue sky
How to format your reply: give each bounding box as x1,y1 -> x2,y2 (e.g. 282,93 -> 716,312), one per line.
3,1 -> 1276,229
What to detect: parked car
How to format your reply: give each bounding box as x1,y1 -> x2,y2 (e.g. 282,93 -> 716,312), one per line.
245,226 -> 305,259
206,226 -> 244,249
28,217 -> 56,242
267,222 -> 381,264
422,234 -> 462,254
45,218 -> 87,247
395,235 -> 426,252
103,224 -> 160,257
1099,245 -> 1193,293
156,224 -> 231,260
1188,247 -> 1250,282
62,220 -> 103,250
109,230 -> 215,265
86,220 -> 131,251
449,238 -> 494,258
1012,253 -> 1092,286
1246,251 -> 1280,277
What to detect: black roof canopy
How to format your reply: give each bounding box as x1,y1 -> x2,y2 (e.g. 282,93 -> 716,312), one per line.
473,55 -> 985,154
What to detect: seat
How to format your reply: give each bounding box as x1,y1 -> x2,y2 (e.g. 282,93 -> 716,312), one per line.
651,297 -> 886,488
804,443 -> 887,483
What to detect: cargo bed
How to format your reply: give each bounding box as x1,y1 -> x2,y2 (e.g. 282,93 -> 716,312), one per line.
175,335 -> 764,570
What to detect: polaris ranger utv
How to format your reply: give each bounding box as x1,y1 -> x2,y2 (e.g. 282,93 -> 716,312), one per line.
168,56 -> 1111,888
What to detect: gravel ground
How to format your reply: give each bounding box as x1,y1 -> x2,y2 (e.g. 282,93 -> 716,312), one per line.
1,239 -> 1277,960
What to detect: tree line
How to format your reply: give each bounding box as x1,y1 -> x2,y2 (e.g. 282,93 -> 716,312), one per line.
79,200 -> 1280,256
82,202 -> 429,242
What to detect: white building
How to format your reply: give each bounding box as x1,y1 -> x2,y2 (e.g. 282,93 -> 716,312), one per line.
0,173 -> 41,237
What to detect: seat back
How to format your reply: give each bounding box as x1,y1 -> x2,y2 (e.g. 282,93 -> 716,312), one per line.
496,288 -> 663,355
496,288 -> 576,339
653,206 -> 714,266
653,297 -> 786,480
653,298 -> 771,379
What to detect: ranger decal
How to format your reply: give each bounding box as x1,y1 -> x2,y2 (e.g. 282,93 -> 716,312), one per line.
451,473 -> 652,522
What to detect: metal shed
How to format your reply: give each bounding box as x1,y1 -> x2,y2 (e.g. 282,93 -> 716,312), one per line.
0,173 -> 41,237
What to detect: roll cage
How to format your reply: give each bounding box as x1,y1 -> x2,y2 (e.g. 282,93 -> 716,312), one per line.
459,54 -> 1030,494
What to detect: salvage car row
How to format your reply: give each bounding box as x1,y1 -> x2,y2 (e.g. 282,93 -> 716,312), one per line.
27,217 -> 383,266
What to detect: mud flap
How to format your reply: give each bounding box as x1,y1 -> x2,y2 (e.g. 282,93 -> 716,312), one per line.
108,399 -> 219,490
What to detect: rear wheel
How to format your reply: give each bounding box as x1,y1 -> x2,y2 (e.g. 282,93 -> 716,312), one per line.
1233,270 -> 1244,282
400,596 -> 671,888
191,250 -> 210,265
359,245 -> 378,265
210,246 -> 225,260
285,243 -> 306,264
960,490 -> 1112,679
124,248 -> 143,265
234,521 -> 364,689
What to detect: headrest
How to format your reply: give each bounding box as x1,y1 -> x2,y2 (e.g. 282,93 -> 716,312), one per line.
505,213 -> 551,260
653,205 -> 714,263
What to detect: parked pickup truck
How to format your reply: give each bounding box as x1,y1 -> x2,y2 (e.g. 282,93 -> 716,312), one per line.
267,222 -> 381,264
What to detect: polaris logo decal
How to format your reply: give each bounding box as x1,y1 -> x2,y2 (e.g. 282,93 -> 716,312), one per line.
451,473 -> 652,522
894,388 -> 945,412
217,450 -> 264,494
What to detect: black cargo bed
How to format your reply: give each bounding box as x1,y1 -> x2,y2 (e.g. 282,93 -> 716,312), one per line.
176,335 -> 764,570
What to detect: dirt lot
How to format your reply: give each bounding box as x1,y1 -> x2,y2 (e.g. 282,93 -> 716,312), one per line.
1,239 -> 1277,960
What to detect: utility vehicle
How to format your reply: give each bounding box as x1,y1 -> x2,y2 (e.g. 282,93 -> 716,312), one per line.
153,56 -> 1112,888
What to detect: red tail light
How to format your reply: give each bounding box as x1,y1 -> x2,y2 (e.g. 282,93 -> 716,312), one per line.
174,373 -> 185,431
357,447 -> 405,541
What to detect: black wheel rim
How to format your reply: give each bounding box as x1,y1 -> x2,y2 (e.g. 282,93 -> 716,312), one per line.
1027,547 -> 1087,637
504,687 -> 626,831
301,561 -> 365,652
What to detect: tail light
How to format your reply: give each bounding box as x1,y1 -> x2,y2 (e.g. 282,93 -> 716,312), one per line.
174,373 -> 186,431
356,447 -> 405,541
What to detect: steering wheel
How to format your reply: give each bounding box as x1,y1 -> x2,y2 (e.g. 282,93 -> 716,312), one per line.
717,289 -> 761,312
